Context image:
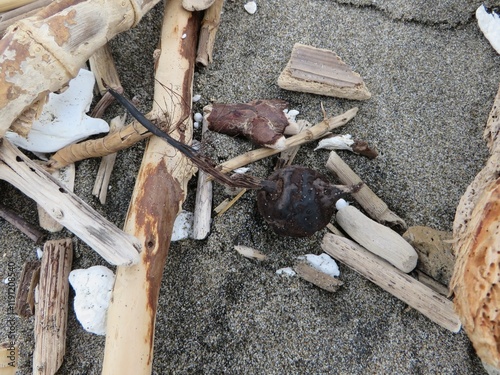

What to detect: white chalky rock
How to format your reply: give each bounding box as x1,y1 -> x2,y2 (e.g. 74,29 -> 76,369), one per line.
6,69 -> 109,153
69,266 -> 115,336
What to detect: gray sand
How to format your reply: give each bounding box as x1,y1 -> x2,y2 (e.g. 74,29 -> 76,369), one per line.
1,0 -> 500,374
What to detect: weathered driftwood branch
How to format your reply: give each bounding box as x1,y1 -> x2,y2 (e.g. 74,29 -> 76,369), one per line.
213,108 -> 358,175
33,239 -> 72,375
451,83 -> 500,368
192,120 -> 212,239
0,203 -> 45,243
0,0 -> 51,35
326,151 -> 406,228
92,115 -> 126,204
0,139 -> 141,266
0,0 -> 37,13
46,119 -> 150,171
89,44 -> 124,118
196,0 -> 224,66
322,233 -> 461,332
0,0 -> 162,137
102,1 -> 198,373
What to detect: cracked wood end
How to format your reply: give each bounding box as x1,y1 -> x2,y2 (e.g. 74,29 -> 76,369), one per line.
278,43 -> 371,100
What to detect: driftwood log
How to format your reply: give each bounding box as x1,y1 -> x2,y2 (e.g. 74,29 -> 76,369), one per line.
0,0 -> 162,137
102,1 -> 198,373
451,83 -> 500,369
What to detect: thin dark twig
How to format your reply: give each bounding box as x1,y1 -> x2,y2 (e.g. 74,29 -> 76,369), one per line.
108,89 -> 262,189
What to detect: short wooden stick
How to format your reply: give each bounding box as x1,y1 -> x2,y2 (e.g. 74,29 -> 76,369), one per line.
0,203 -> 45,243
33,239 -> 73,375
321,233 -> 461,332
326,151 -> 406,228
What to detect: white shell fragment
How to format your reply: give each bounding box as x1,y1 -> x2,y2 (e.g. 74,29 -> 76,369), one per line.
276,267 -> 296,276
6,69 -> 109,153
297,253 -> 340,277
284,108 -> 300,123
68,266 -> 115,336
244,1 -> 257,14
171,210 -> 194,241
192,94 -> 202,102
314,134 -> 354,151
234,245 -> 268,261
477,5 -> 500,54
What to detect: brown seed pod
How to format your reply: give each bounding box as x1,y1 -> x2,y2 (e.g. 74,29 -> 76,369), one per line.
257,165 -> 358,237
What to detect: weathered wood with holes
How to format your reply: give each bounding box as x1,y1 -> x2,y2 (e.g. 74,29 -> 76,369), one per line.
0,139 -> 141,266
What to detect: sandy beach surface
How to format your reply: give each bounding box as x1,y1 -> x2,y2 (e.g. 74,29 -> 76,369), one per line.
1,0 -> 500,373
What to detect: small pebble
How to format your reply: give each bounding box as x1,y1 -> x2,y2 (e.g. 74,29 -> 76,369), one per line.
192,94 -> 201,102
244,1 -> 257,14
194,113 -> 203,122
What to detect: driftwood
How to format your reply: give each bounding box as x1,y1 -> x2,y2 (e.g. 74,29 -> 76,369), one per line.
0,0 -> 51,35
196,0 -> 224,66
15,260 -> 40,318
278,44 -> 371,100
0,0 -> 161,138
451,83 -> 500,369
0,203 -> 45,243
33,239 -> 72,375
0,139 -> 141,266
322,233 -> 461,333
102,1 -> 198,373
326,151 -> 406,228
214,108 -> 358,175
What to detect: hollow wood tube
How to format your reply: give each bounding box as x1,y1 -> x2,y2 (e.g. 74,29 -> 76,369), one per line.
322,233 -> 461,332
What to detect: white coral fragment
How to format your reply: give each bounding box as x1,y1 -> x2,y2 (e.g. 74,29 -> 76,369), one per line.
6,69 -> 109,153
297,253 -> 340,277
314,134 -> 354,151
477,5 -> 500,54
68,265 -> 115,336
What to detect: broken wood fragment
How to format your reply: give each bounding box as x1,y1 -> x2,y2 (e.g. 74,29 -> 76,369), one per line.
0,203 -> 45,243
0,0 -> 51,36
33,239 -> 72,375
192,121 -> 213,239
278,44 -> 371,100
196,0 -> 224,66
403,226 -> 455,287
89,44 -> 124,118
182,0 -> 215,11
92,115 -> 126,205
294,260 -> 343,293
322,233 -> 461,332
326,151 -> 406,228
335,199 -> 417,272
0,139 -> 141,266
15,260 -> 40,318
